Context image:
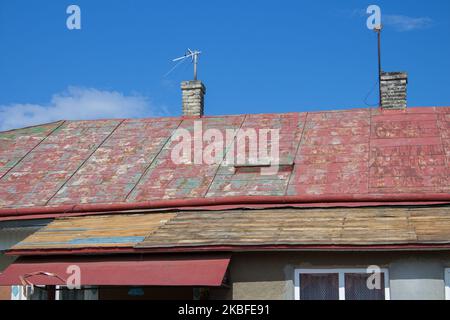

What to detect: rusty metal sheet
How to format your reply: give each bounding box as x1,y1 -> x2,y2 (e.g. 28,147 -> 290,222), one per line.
369,108 -> 450,194
0,107 -> 449,211
287,109 -> 370,195
128,115 -> 244,201
0,120 -> 120,207
49,118 -> 181,205
206,113 -> 306,197
0,122 -> 63,181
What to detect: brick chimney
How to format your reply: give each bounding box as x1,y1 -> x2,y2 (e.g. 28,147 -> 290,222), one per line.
380,72 -> 408,110
181,80 -> 206,116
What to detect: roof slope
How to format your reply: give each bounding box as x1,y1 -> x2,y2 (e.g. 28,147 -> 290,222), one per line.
10,213 -> 175,249
9,206 -> 450,253
0,107 -> 449,211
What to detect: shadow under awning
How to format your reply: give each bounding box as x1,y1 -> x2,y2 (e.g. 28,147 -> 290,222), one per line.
0,254 -> 230,287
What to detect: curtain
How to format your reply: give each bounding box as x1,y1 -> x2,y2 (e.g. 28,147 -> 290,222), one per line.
300,273 -> 339,300
345,273 -> 385,300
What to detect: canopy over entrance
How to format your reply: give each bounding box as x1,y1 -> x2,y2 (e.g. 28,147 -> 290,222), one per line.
0,254 -> 230,287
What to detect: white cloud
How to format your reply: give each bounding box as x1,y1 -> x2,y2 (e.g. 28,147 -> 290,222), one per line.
383,14 -> 433,32
0,87 -> 159,131
347,9 -> 433,32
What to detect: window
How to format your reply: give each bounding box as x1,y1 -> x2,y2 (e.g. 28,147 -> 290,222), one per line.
299,273 -> 339,300
294,268 -> 390,300
11,285 -> 98,300
57,286 -> 98,300
445,268 -> 450,300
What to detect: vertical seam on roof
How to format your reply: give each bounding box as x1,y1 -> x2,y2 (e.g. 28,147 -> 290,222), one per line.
437,109 -> 449,175
0,121 -> 66,181
44,119 -> 126,206
124,119 -> 184,202
203,115 -> 247,197
284,112 -> 309,195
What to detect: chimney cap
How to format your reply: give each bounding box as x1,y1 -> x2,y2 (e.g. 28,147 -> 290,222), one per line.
181,80 -> 206,92
381,71 -> 408,81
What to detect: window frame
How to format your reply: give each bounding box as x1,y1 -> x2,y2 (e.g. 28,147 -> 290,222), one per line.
11,285 -> 98,300
294,268 -> 390,300
55,285 -> 98,300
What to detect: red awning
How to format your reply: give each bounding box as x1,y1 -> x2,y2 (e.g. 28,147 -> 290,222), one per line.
0,254 -> 230,286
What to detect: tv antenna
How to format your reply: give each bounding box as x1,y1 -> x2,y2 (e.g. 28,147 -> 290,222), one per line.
374,25 -> 383,108
172,49 -> 202,80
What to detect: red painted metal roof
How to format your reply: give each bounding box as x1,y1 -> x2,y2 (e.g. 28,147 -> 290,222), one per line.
0,254 -> 230,286
0,107 -> 449,218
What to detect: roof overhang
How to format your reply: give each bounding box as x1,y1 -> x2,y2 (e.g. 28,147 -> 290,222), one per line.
1,194 -> 450,221
0,254 -> 230,286
5,205 -> 450,255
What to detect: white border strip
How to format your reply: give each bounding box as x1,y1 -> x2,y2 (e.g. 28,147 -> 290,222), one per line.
445,268 -> 450,300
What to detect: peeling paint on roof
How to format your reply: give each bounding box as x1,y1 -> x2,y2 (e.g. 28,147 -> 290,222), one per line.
12,213 -> 175,249
0,121 -> 64,180
10,206 -> 450,251
0,107 -> 449,210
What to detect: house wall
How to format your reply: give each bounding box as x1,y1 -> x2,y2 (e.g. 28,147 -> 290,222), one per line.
228,251 -> 450,300
0,254 -> 15,300
1,250 -> 449,300
0,286 -> 10,300
0,222 -> 48,300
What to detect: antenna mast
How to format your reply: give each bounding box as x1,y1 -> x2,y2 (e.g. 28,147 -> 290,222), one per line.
374,26 -> 383,108
172,49 -> 202,80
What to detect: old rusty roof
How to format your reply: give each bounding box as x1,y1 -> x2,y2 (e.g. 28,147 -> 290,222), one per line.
0,107 -> 449,214
9,206 -> 450,252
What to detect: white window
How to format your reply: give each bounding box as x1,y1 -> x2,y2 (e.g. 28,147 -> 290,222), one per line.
11,285 -> 98,300
445,268 -> 450,300
294,268 -> 390,300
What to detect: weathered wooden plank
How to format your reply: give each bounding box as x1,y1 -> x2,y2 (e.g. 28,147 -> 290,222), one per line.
10,206 -> 450,251
13,213 -> 175,250
136,206 -> 450,248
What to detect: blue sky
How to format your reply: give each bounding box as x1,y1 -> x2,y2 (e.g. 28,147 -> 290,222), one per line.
0,0 -> 449,130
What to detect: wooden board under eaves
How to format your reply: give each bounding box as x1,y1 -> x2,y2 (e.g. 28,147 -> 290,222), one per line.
12,213 -> 175,250
10,206 -> 450,251
136,206 -> 450,248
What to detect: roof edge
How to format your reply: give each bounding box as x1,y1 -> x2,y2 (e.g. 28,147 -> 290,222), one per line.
0,120 -> 65,134
1,194 -> 450,221
7,243 -> 450,257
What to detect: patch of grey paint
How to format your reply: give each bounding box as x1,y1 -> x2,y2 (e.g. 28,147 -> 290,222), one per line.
283,265 -> 295,300
0,254 -> 15,272
390,257 -> 445,300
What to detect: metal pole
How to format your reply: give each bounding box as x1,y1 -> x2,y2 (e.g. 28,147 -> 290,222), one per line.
193,53 -> 198,80
377,27 -> 382,108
